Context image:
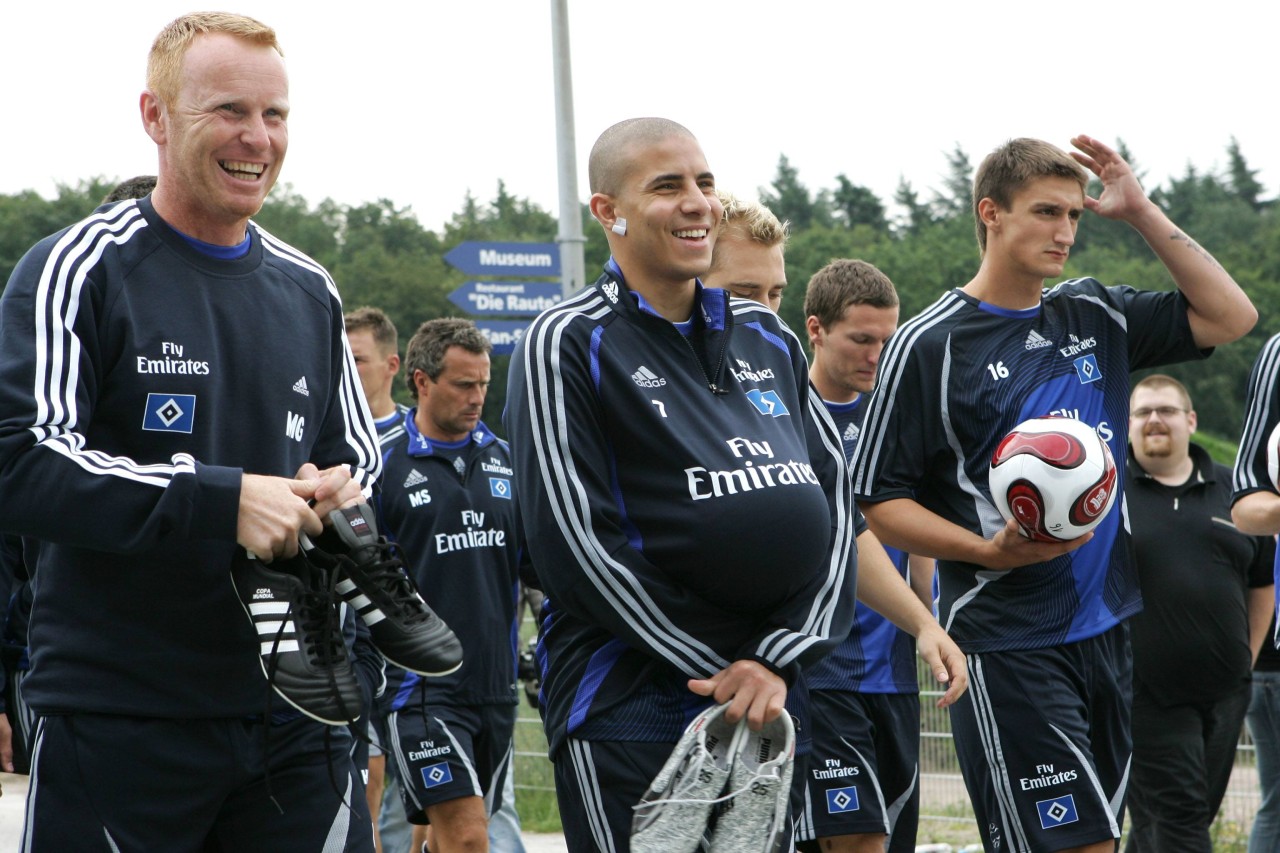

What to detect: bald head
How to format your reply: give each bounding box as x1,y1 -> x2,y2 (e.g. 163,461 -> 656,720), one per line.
588,117 -> 696,196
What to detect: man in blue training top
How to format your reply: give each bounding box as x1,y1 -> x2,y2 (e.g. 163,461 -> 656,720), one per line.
347,306 -> 411,449
851,136 -> 1255,853
1229,335 -> 1280,853
796,258 -> 954,853
377,317 -> 520,853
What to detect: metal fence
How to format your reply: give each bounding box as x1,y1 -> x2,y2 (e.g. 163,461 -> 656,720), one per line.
913,684 -> 1262,847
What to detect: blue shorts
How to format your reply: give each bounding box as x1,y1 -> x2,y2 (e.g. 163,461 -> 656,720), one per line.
386,702 -> 516,824
556,733 -> 799,852
795,690 -> 919,850
949,623 -> 1132,852
556,738 -> 698,852
22,713 -> 373,853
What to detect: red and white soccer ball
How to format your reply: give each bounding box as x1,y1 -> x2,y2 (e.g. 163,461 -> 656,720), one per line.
1267,421 -> 1280,491
989,416 -> 1119,542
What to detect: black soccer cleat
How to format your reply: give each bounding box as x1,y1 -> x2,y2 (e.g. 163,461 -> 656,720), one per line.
314,502 -> 463,677
231,552 -> 363,726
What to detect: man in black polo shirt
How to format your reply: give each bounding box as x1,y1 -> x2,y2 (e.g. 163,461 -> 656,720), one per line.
1125,373 -> 1274,851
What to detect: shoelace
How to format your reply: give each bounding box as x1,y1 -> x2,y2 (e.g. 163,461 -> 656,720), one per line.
298,565 -> 353,667
653,767 -> 785,808
259,558 -> 359,814
344,541 -> 431,626
635,740 -> 786,810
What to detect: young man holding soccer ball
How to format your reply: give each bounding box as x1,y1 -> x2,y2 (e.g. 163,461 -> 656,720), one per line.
849,136 -> 1255,853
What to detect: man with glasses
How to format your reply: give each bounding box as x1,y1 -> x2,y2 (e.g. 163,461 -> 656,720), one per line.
1124,373 -> 1274,851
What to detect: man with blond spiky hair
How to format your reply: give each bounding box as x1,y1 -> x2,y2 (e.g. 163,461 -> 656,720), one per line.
703,191 -> 790,312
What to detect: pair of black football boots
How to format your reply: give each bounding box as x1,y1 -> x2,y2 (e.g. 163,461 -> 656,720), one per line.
232,502 -> 462,725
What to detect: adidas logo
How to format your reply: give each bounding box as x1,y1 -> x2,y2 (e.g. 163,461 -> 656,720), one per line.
632,365 -> 667,388
602,281 -> 620,304
453,457 -> 467,476
843,422 -> 860,443
403,469 -> 428,488
292,376 -> 310,396
1024,329 -> 1054,350
252,588 -> 274,600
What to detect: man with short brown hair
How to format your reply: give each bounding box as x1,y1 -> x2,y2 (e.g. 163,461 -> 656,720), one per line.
852,135 -> 1255,852
379,317 -> 519,853
346,306 -> 409,446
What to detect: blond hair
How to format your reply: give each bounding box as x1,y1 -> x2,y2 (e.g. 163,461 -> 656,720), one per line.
147,12 -> 281,108
715,192 -> 788,248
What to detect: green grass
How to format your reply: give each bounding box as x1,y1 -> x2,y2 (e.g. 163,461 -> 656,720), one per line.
1195,431 -> 1239,467
512,615 -> 562,833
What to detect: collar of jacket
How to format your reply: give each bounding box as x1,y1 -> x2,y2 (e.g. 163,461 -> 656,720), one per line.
597,257 -> 730,333
402,409 -> 498,459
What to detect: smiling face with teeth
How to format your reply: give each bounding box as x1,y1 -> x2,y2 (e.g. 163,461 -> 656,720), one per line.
143,32 -> 288,245
591,130 -> 722,314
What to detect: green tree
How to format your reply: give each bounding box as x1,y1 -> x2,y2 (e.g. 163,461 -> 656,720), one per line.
932,144 -> 973,219
0,179 -> 116,289
254,184 -> 342,266
893,178 -> 933,236
832,176 -> 888,232
443,181 -> 557,244
1226,136 -> 1268,212
760,155 -> 831,231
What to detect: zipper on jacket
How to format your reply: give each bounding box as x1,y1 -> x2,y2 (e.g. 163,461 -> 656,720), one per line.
675,316 -> 731,396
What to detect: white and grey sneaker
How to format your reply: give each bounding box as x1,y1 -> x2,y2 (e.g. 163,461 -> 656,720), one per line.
708,711 -> 796,852
631,702 -> 746,853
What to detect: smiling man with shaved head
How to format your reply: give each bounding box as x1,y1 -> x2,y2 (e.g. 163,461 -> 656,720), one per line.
506,117 -> 860,850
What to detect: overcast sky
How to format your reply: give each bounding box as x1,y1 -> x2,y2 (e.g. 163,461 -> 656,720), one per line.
7,1 -> 1276,233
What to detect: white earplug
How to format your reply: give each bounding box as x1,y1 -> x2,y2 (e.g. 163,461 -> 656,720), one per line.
611,218 -> 628,236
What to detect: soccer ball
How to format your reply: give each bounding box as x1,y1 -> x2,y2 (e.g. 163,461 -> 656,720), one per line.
1267,421 -> 1280,491
989,416 -> 1118,542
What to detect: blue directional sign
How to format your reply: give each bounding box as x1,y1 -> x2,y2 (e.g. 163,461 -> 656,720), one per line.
448,281 -> 563,316
475,320 -> 530,356
443,241 -> 561,278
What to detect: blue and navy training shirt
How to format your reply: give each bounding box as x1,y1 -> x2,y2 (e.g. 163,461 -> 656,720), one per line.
808,397 -> 915,694
851,279 -> 1205,653
505,262 -> 857,755
376,413 -> 520,709
1232,331 -> 1280,645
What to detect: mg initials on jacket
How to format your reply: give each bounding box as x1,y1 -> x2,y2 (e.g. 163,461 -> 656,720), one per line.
285,412 -> 305,442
